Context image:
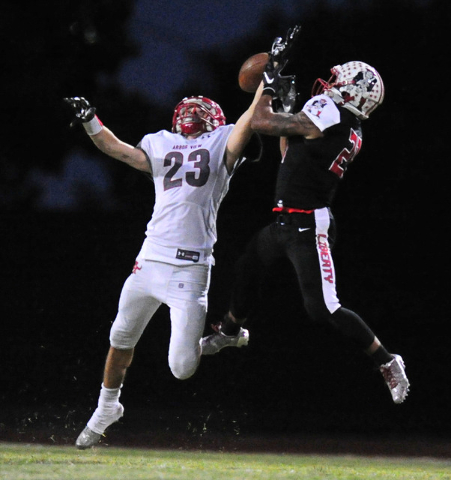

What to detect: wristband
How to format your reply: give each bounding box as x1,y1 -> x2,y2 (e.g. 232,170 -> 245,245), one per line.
262,87 -> 276,96
82,115 -> 104,136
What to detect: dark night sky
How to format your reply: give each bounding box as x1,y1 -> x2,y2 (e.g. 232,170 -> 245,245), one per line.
117,0 -> 304,106
116,0 -> 433,108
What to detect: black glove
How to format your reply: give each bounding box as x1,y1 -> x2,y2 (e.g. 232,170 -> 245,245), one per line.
273,77 -> 298,114
262,59 -> 298,113
263,25 -> 301,112
270,25 -> 301,66
64,97 -> 96,128
262,59 -> 282,96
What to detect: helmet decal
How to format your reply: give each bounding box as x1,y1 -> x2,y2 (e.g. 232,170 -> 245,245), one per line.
312,61 -> 384,120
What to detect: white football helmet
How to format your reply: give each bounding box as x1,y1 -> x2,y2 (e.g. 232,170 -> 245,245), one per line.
312,61 -> 385,120
172,96 -> 226,136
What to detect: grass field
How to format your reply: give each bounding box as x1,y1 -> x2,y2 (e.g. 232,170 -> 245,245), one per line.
1,442 -> 450,480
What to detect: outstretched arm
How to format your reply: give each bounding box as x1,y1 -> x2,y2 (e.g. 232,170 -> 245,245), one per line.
64,97 -> 150,173
250,50 -> 323,140
250,25 -> 322,141
224,83 -> 263,173
88,127 -> 150,172
251,94 -> 323,140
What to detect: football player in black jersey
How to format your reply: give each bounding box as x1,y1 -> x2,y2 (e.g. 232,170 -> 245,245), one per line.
201,28 -> 410,404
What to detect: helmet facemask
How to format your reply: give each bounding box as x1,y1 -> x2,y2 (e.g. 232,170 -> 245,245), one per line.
172,96 -> 226,136
312,61 -> 385,120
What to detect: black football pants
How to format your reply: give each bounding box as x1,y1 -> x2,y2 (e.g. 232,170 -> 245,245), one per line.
229,207 -> 376,350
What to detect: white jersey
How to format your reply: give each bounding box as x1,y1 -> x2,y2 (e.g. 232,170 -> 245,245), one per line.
137,125 -> 235,265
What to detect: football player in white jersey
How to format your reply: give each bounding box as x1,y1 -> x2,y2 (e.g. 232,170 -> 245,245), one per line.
64,84 -> 262,449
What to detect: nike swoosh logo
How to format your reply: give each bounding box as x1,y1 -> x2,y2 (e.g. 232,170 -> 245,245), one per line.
263,72 -> 274,84
298,228 -> 310,233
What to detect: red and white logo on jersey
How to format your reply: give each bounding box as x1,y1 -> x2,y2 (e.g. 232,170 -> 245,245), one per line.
132,261 -> 142,274
306,98 -> 328,118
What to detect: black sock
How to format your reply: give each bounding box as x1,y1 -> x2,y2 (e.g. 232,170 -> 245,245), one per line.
371,346 -> 393,367
220,314 -> 242,336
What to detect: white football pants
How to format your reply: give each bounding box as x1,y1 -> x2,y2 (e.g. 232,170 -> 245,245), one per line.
109,259 -> 211,380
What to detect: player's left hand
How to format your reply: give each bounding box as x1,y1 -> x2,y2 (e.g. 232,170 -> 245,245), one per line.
64,97 -> 96,128
274,77 -> 298,113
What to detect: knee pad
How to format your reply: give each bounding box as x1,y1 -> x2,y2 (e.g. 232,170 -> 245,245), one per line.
169,348 -> 200,380
109,321 -> 138,350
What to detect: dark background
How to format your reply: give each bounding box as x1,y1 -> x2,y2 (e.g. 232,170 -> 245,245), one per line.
1,0 -> 449,453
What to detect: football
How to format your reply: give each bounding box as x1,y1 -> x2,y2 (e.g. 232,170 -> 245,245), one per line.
238,52 -> 269,93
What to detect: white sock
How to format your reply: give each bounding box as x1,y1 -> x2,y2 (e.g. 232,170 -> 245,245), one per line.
87,383 -> 124,434
98,383 -> 122,405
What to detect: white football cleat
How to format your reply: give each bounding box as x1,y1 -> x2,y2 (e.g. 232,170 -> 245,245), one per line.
379,354 -> 410,404
76,426 -> 102,450
201,326 -> 249,355
75,403 -> 124,449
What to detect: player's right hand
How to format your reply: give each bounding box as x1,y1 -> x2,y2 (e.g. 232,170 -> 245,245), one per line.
262,59 -> 279,96
64,97 -> 96,127
270,25 -> 301,66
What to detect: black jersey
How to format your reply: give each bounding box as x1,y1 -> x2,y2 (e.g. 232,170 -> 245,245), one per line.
274,102 -> 362,210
